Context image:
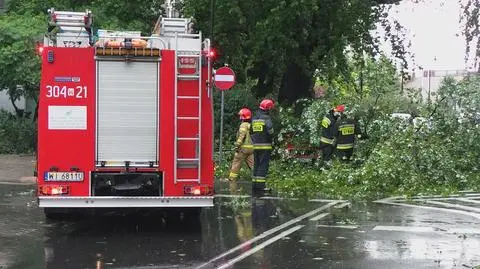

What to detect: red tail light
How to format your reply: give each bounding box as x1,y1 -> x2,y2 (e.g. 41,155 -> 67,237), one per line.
184,185 -> 212,196
36,43 -> 44,56
39,185 -> 70,196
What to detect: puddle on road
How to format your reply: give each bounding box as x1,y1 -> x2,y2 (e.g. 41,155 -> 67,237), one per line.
0,180 -> 323,269
246,202 -> 480,269
2,181 -> 480,269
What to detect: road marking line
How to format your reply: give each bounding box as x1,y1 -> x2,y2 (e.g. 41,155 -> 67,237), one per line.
214,194 -> 349,204
373,225 -> 436,233
309,213 -> 329,221
372,226 -> 480,235
317,224 -> 358,229
385,193 -> 480,202
448,228 -> 480,234
374,196 -> 402,203
405,197 -> 480,202
456,198 -> 480,204
214,194 -> 251,198
309,198 -> 348,203
374,200 -> 480,220
196,201 -> 340,269
215,225 -> 305,269
0,182 -> 35,186
412,193 -> 480,199
262,197 -> 348,203
426,201 -> 480,213
334,202 -> 351,209
19,176 -> 36,183
259,196 -> 299,201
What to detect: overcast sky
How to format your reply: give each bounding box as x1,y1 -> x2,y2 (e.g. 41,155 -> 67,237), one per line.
383,0 -> 473,71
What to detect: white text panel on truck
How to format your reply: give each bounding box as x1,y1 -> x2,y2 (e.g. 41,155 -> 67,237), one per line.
36,8 -> 215,214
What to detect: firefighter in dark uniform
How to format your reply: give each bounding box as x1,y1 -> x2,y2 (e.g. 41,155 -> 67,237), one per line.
333,111 -> 362,161
319,105 -> 344,162
250,99 -> 275,192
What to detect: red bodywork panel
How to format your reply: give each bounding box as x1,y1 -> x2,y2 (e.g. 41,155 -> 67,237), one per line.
37,47 -> 214,201
38,48 -> 95,196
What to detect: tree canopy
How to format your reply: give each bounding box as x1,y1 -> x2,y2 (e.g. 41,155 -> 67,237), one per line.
3,0 -> 478,112
182,0 -> 410,104
0,12 -> 44,116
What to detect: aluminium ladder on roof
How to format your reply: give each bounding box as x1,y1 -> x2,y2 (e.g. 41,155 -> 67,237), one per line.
47,8 -> 92,31
174,31 -> 203,184
46,8 -> 93,47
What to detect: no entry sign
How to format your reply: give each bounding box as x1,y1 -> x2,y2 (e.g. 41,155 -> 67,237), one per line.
214,67 -> 236,90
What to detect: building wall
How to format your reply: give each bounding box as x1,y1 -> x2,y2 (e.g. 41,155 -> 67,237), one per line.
404,69 -> 470,102
0,90 -> 26,114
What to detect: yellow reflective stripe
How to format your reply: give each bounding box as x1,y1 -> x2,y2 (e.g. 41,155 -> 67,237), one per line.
241,145 -> 253,148
252,178 -> 266,183
244,123 -> 252,145
339,124 -> 355,135
252,121 -> 265,132
320,137 -> 334,144
321,117 -> 331,128
336,143 -> 354,149
253,145 -> 272,150
229,172 -> 238,178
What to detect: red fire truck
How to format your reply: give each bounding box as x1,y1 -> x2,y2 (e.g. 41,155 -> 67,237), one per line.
36,6 -> 215,218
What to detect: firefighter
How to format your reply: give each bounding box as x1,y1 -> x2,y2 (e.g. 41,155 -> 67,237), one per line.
228,108 -> 254,181
333,110 -> 362,161
251,99 -> 275,192
319,104 -> 344,162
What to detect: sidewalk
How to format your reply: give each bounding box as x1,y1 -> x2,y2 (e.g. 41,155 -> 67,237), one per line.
0,154 -> 36,184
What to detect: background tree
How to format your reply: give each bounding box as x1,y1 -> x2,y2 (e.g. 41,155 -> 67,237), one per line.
182,0 -> 409,104
0,13 -> 44,118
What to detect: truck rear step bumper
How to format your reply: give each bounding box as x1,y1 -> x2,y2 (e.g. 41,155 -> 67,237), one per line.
38,196 -> 214,208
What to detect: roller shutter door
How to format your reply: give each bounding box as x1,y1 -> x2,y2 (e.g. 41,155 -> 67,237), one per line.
96,61 -> 159,164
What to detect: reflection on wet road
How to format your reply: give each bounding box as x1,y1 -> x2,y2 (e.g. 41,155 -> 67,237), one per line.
1,183 -> 480,269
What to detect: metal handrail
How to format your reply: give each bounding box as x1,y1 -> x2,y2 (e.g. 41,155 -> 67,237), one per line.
173,32 -> 179,184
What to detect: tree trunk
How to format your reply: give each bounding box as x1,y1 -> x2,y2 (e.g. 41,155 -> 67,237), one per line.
278,64 -> 312,105
9,95 -> 22,117
33,100 -> 39,122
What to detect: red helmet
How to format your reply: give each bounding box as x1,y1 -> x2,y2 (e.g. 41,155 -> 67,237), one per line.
259,99 -> 275,111
238,108 -> 252,120
334,104 -> 345,113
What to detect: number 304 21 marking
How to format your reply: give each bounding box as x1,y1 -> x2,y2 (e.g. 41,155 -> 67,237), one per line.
46,85 -> 87,99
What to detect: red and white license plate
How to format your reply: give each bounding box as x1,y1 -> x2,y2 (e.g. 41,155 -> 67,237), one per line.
44,172 -> 84,182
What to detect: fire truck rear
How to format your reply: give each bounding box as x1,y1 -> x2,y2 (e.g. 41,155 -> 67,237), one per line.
36,6 -> 215,218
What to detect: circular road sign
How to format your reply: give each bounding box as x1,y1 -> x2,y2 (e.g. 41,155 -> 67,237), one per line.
214,67 -> 236,90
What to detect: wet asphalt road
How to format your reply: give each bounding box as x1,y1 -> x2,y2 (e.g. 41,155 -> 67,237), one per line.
1,181 -> 480,269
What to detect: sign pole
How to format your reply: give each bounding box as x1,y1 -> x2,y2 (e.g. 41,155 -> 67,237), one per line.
213,66 -> 236,166
218,91 -> 225,164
